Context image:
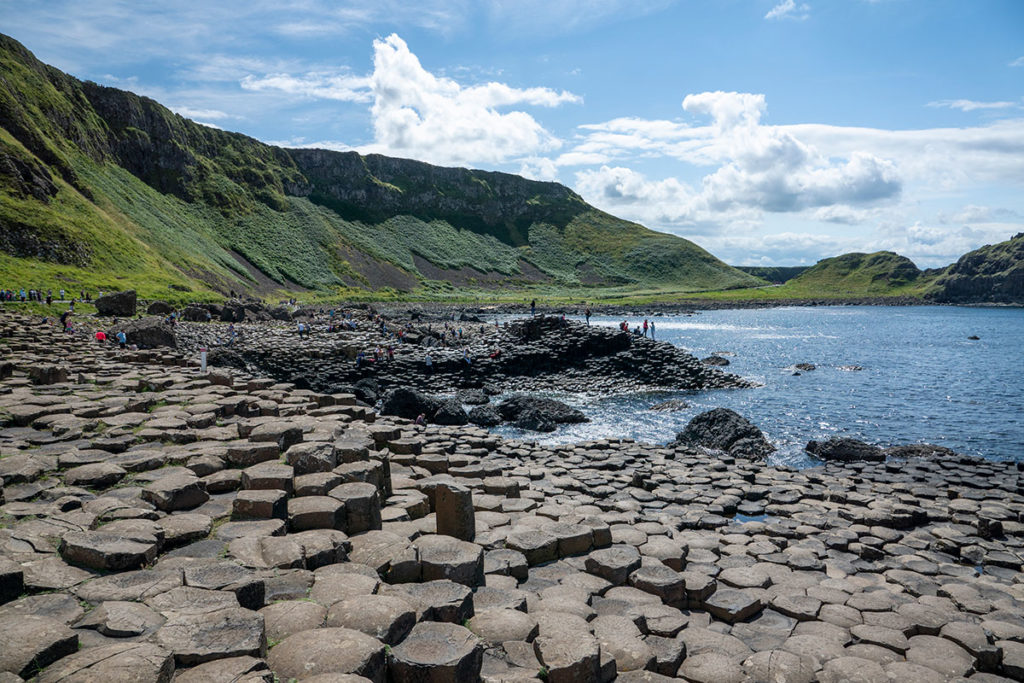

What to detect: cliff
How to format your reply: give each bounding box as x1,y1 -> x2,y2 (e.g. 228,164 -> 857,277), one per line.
927,233 -> 1024,304
0,33 -> 759,298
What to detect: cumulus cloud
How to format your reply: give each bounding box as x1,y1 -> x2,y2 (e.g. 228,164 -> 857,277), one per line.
765,0 -> 810,21
1010,56 -> 1024,68
927,99 -> 1019,112
573,91 -> 901,231
245,34 -> 579,166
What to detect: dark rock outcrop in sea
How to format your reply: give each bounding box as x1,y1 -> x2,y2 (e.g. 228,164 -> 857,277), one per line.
672,407 -> 776,459
805,436 -> 884,462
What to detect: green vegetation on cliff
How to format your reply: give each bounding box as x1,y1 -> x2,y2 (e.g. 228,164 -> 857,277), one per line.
926,232 -> 1024,304
0,33 -> 758,299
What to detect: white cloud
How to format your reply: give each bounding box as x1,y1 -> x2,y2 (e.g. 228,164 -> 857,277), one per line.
1009,56 -> 1024,68
240,71 -> 372,102
927,99 -> 1019,112
249,34 -> 580,166
573,91 -> 901,229
171,106 -> 239,120
765,0 -> 810,21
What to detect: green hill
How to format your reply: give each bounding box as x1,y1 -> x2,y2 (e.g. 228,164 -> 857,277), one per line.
0,33 -> 759,301
773,251 -> 934,297
926,232 -> 1024,304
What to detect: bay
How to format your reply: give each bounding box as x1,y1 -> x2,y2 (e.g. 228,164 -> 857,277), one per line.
492,306 -> 1024,468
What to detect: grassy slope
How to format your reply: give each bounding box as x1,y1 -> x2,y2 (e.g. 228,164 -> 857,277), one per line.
0,32 -> 758,300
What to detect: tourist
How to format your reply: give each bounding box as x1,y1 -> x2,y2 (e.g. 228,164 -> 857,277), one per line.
95,329 -> 107,343
530,299 -> 536,316
585,307 -> 591,326
462,349 -> 472,366
59,309 -> 72,332
59,288 -> 65,301
425,353 -> 433,374
116,329 -> 127,349
387,345 -> 394,361
225,324 -> 236,347
650,321 -> 656,339
414,413 -> 426,426
643,319 -> 649,337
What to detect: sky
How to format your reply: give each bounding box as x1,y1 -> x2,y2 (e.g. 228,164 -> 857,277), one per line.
3,0 -> 1024,267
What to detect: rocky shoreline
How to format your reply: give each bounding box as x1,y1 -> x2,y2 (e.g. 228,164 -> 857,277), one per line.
1,311 -> 1023,682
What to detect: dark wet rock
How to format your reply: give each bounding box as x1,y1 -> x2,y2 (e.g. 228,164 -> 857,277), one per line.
468,405 -> 502,427
497,396 -> 587,429
673,408 -> 775,459
883,443 -> 959,459
650,399 -> 689,412
95,289 -> 136,317
806,436 -> 884,462
702,355 -> 730,366
380,387 -> 440,420
432,398 -> 469,426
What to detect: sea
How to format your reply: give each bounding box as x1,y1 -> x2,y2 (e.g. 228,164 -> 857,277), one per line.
489,306 -> 1024,469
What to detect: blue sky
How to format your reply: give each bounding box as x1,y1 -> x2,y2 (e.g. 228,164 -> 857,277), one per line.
3,0 -> 1023,266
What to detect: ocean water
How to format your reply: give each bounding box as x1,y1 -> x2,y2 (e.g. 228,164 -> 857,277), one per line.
490,306 -> 1024,468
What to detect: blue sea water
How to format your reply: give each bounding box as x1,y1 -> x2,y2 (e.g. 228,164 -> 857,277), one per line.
491,306 -> 1024,468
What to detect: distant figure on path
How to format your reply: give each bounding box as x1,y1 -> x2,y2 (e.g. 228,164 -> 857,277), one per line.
643,319 -> 649,337
59,309 -> 72,332
530,300 -> 536,316
425,353 -> 433,374
116,330 -> 127,349
585,307 -> 591,326
650,321 -> 656,339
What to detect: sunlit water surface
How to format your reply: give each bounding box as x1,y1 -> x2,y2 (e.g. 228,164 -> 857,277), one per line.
486,306 -> 1024,468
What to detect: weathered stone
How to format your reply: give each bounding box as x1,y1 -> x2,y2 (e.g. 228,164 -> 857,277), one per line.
389,622 -> 483,681
436,482 -> 475,541
267,628 -> 386,682
154,606 -> 265,666
233,489 -> 289,520
35,642 -> 174,683
74,600 -> 165,637
330,482 -> 382,533
142,474 -> 209,511
0,614 -> 78,679
468,608 -> 539,644
415,534 -> 485,587
60,530 -> 159,571
259,599 -> 327,643
326,595 -> 415,645
585,546 -> 642,585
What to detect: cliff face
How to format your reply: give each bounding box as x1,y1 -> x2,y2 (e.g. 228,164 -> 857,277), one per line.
927,233 -> 1024,304
291,149 -> 586,246
0,32 -> 759,295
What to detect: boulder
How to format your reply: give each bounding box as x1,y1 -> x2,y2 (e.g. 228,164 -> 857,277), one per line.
497,396 -> 587,432
674,408 -> 775,459
95,289 -> 137,317
432,399 -> 469,426
467,405 -> 502,427
147,300 -> 173,315
380,387 -> 440,420
121,317 -> 177,348
806,436 -> 884,462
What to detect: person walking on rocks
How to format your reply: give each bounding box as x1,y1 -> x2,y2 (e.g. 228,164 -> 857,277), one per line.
425,352 -> 433,374
59,309 -> 72,332
116,329 -> 127,349
530,299 -> 536,316
643,319 -> 649,337
585,307 -> 591,326
650,320 -> 656,340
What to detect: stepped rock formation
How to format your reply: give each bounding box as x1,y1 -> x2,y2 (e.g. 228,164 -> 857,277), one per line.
1,312 -> 1023,680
